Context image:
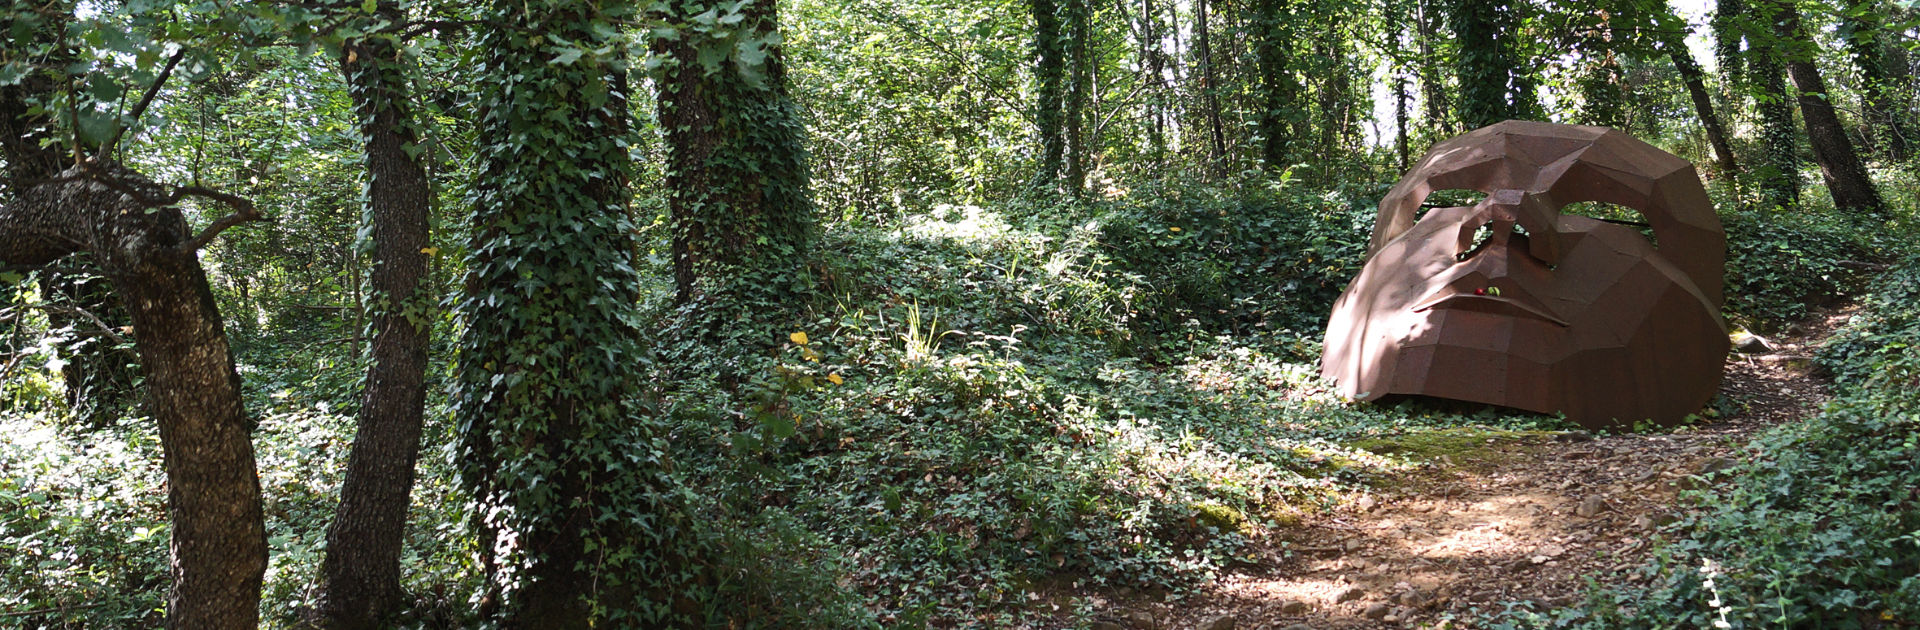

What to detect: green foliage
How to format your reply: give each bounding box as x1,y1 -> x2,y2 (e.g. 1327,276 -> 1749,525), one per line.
452,0 -> 708,623
651,197 -> 1572,625
1719,204 -> 1874,328
1503,255 -> 1920,629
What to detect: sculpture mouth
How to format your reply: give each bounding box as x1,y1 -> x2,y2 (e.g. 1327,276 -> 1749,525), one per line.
1411,292 -> 1570,327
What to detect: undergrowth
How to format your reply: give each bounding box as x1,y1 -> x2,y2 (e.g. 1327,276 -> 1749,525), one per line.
1495,254 -> 1920,629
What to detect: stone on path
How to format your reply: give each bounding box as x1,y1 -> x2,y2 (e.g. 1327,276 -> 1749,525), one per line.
1196,614 -> 1236,630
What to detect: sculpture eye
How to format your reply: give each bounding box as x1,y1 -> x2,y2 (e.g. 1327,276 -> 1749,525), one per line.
1561,201 -> 1658,248
1456,221 -> 1497,261
1416,189 -> 1488,223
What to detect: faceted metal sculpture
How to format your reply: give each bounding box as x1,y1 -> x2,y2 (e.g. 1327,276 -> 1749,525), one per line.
1321,121 -> 1729,429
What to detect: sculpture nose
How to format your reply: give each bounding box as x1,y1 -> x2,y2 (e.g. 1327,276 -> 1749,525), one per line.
1455,189 -> 1561,268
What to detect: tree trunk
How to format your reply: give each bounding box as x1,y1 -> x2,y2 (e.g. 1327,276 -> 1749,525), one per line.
1030,0 -> 1067,191
0,165 -> 266,630
657,0 -> 815,309
1749,51 -> 1800,208
1774,0 -> 1888,219
462,1 -> 708,623
1416,0 -> 1452,136
1064,0 -> 1091,194
1253,0 -> 1294,170
1195,0 -> 1227,172
1667,40 -> 1740,173
1841,4 -> 1911,162
312,3 -> 435,627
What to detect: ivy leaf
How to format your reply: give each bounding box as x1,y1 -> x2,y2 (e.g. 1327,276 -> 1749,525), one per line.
551,47 -> 584,66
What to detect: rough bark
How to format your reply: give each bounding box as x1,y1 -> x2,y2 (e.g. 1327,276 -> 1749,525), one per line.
1668,40 -> 1740,173
311,5 -> 435,627
0,165 -> 266,630
1774,0 -> 1888,219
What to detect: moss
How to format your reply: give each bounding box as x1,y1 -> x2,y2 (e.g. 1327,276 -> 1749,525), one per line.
1191,501 -> 1251,536
1346,426 -> 1552,464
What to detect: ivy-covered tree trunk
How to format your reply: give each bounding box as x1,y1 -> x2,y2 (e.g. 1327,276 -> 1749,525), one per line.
1029,0 -> 1067,191
0,165 -> 266,630
1748,46 -> 1800,208
312,3 -> 434,627
655,0 -> 815,309
1772,0 -> 1887,219
1448,0 -> 1534,128
1252,0 -> 1296,169
459,0 -> 703,625
1712,0 -> 1746,94
1840,3 -> 1911,162
1063,0 -> 1092,195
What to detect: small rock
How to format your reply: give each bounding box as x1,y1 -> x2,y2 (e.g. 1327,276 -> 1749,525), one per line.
1631,515 -> 1654,529
1333,586 -> 1366,603
1696,457 -> 1737,475
1654,512 -> 1681,527
1733,332 -> 1775,354
1357,495 -> 1378,512
1127,611 -> 1156,629
1554,430 -> 1596,443
1197,614 -> 1236,630
1537,543 -> 1567,558
1344,538 -> 1365,552
1393,588 -> 1427,607
1279,599 -> 1311,614
1363,603 -> 1391,620
1575,495 -> 1607,518
1562,450 -> 1592,461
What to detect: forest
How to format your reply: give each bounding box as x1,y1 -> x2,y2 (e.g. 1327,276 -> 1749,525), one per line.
1,0 -> 1917,627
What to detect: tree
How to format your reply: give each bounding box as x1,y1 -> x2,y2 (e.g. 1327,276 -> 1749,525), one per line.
1838,1 -> 1911,162
1062,0 -> 1092,194
655,0 -> 816,310
456,0 -> 704,623
1029,0 -> 1067,191
1659,10 -> 1740,174
1252,0 -> 1299,169
1768,0 -> 1888,219
1448,0 -> 1537,128
1,5 -> 267,628
311,1 -> 436,627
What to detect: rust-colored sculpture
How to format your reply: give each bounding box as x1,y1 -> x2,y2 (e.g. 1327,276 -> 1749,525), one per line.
1321,121 -> 1728,429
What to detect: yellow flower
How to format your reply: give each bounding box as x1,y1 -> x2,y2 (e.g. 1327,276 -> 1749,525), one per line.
827,373 -> 844,385
1169,227 -> 1181,232
790,331 -> 809,345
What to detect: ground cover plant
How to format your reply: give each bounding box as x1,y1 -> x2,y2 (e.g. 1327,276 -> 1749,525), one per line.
4,0 -> 1919,627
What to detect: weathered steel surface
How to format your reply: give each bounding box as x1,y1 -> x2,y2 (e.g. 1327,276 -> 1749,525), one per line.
1322,120 -> 1729,429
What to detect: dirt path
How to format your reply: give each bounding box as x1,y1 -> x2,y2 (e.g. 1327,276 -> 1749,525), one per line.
1124,308 -> 1854,630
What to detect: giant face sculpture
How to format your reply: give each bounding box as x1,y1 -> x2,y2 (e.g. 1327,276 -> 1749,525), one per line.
1321,121 -> 1729,429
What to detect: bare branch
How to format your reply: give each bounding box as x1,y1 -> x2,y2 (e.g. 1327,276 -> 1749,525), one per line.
178,186 -> 265,251
39,302 -> 131,347
99,48 -> 187,162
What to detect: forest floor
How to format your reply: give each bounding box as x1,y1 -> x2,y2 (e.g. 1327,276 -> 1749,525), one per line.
1089,305 -> 1856,630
